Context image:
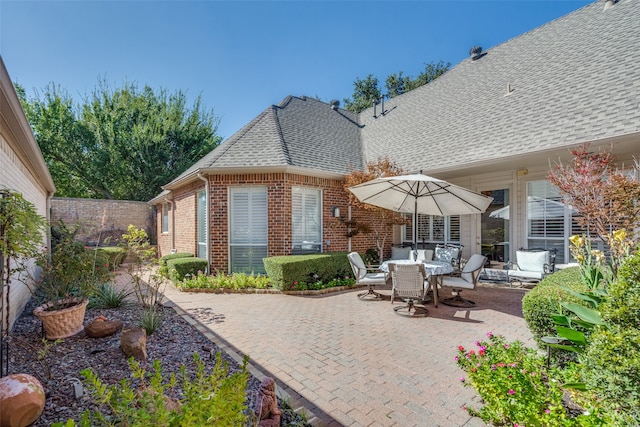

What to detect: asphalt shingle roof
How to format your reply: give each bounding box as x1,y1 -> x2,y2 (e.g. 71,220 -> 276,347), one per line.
360,0 -> 640,172
162,0 -> 639,192
166,96 -> 363,187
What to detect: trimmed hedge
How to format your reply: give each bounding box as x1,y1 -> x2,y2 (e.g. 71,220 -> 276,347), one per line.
94,247 -> 127,268
167,257 -> 208,282
263,252 -> 351,290
159,252 -> 194,266
159,252 -> 194,278
521,267 -> 587,348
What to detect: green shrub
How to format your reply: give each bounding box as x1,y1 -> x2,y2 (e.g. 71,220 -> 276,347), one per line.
521,267 -> 587,347
455,333 -> 594,426
62,353 -> 249,426
89,283 -> 132,309
167,257 -> 208,282
579,253 -> 640,423
177,271 -> 271,290
159,252 -> 194,266
139,308 -> 163,335
94,246 -> 127,268
263,252 -> 351,290
159,252 -> 194,277
601,253 -> 640,328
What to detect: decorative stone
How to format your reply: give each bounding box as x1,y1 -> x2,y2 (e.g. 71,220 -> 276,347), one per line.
0,373 -> 46,427
254,377 -> 282,427
85,317 -> 124,338
121,327 -> 147,360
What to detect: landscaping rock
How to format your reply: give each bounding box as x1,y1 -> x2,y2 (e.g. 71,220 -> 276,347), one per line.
121,327 -> 147,360
0,373 -> 46,427
85,316 -> 124,338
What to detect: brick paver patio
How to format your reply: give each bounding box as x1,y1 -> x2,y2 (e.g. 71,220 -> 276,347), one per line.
160,282 -> 535,426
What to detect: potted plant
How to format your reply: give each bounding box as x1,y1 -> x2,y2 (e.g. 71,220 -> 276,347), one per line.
33,222 -> 112,339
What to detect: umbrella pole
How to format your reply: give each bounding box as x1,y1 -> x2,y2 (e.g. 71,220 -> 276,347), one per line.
414,197 -> 418,250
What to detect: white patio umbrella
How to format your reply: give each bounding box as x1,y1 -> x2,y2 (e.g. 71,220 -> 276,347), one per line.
348,172 -> 494,248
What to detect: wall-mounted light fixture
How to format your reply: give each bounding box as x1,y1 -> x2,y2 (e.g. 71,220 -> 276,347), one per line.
332,206 -> 341,219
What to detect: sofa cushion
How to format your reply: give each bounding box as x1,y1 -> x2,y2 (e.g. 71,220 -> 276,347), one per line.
391,247 -> 412,260
516,250 -> 549,272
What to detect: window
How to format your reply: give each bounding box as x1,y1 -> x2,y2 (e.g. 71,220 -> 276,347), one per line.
229,187 -> 268,274
197,190 -> 207,259
526,180 -> 575,263
292,186 -> 322,254
161,203 -> 169,233
405,214 -> 460,246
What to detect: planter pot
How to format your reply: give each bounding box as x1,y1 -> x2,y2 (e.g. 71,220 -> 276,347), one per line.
33,298 -> 89,340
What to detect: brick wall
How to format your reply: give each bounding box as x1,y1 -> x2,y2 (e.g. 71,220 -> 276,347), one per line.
0,134 -> 51,331
51,197 -> 155,246
155,172 -> 389,273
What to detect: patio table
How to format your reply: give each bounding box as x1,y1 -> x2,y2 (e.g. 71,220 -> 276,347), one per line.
379,260 -> 453,307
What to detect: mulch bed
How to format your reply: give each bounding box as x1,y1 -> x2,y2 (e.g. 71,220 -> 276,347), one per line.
6,297 -> 304,426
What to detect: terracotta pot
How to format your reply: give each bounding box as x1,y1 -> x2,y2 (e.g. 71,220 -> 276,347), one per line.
33,298 -> 89,340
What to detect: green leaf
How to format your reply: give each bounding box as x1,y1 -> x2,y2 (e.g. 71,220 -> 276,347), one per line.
551,314 -> 571,326
555,325 -> 587,345
560,302 -> 606,325
562,382 -> 588,391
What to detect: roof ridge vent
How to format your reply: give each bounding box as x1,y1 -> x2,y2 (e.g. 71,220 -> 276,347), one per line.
469,46 -> 484,60
603,0 -> 616,10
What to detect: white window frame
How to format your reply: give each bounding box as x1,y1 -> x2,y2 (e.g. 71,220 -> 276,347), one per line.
228,186 -> 268,274
291,186 -> 322,254
197,190 -> 207,259
161,203 -> 169,234
404,214 -> 461,245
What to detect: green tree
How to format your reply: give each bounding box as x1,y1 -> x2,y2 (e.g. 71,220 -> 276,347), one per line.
16,81 -> 221,201
343,74 -> 382,114
344,61 -> 451,113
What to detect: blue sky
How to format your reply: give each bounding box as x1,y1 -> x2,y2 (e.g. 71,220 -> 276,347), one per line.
1,0 -> 591,140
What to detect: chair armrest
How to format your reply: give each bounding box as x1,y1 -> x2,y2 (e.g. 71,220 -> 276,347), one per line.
505,261 -> 518,270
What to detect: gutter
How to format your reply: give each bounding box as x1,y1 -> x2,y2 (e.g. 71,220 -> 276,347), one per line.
197,173 -> 210,273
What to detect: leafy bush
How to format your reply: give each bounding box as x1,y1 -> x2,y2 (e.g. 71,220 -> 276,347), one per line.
159,252 -> 195,266
139,308 -> 162,335
456,333 -> 598,426
158,252 -> 194,278
578,253 -> 640,423
55,353 -> 249,426
167,257 -> 208,282
601,253 -> 640,328
89,283 -> 132,309
263,252 -> 351,290
521,267 -> 586,347
94,246 -> 127,269
177,271 -> 271,290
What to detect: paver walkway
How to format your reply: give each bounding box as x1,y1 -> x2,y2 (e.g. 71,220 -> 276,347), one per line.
161,282 -> 535,427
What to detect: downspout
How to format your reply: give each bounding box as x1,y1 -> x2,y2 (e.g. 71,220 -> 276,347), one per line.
348,205 -> 352,252
197,173 -> 210,273
46,191 -> 54,261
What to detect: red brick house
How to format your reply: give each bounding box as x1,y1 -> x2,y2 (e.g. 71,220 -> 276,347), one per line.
150,0 -> 639,274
